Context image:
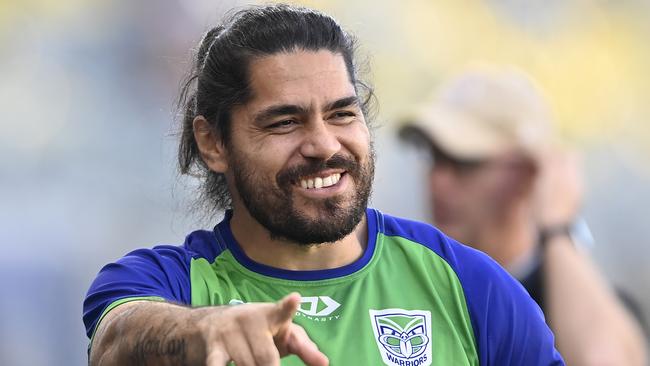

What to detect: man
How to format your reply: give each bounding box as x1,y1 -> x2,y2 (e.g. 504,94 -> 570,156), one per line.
83,5 -> 564,365
399,67 -> 647,366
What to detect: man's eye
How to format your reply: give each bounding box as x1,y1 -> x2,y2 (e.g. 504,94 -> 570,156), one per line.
330,111 -> 356,121
268,120 -> 296,128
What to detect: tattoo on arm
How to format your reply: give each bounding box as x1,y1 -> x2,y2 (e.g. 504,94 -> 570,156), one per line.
92,303 -> 201,366
131,324 -> 187,366
130,329 -> 187,366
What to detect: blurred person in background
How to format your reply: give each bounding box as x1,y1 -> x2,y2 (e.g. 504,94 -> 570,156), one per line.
400,66 -> 647,366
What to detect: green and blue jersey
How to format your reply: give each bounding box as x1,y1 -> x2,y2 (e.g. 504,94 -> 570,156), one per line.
84,208 -> 564,365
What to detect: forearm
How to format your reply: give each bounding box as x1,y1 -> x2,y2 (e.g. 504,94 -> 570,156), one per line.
88,293 -> 328,366
90,300 -> 209,366
544,237 -> 647,366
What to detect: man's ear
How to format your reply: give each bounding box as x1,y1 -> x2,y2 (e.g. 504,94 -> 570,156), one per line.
495,155 -> 537,202
193,115 -> 228,173
512,157 -> 538,198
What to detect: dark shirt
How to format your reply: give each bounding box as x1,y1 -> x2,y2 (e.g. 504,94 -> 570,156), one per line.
519,251 -> 648,338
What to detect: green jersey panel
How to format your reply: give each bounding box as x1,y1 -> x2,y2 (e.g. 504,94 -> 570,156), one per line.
189,233 -> 478,365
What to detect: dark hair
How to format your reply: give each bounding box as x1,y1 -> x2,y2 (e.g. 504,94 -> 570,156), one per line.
177,4 -> 375,216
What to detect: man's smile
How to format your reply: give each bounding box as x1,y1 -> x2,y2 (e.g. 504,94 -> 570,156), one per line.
298,171 -> 344,189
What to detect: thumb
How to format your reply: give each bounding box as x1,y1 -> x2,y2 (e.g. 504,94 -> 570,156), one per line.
270,292 -> 301,329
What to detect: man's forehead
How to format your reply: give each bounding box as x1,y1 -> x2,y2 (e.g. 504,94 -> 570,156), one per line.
249,49 -> 348,78
245,49 -> 356,108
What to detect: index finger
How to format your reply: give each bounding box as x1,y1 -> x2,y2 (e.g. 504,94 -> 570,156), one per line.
269,292 -> 301,329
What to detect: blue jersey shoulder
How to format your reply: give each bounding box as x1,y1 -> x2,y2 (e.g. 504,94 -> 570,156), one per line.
82,230 -> 222,338
184,229 -> 226,261
377,210 -> 564,366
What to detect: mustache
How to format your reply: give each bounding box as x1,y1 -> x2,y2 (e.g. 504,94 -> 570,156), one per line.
277,154 -> 359,188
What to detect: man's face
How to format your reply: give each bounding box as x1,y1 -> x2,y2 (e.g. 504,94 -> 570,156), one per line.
428,147 -> 521,244
226,50 -> 374,245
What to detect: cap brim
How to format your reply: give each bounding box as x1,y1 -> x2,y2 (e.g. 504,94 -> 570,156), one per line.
399,105 -> 514,160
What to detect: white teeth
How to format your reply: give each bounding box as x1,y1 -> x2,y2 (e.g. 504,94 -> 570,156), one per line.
299,173 -> 342,190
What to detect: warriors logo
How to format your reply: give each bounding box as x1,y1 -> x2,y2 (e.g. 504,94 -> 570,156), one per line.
369,309 -> 432,366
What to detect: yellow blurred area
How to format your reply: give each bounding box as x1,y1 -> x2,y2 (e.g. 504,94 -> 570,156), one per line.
3,0 -> 648,159
294,0 -> 650,161
0,0 -> 90,27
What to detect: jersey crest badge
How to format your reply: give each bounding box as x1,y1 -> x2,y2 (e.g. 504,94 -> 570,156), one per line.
369,309 -> 432,366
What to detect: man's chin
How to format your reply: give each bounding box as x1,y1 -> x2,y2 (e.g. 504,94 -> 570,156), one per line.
277,206 -> 365,245
268,220 -> 354,246
433,208 -> 456,226
293,195 -> 346,214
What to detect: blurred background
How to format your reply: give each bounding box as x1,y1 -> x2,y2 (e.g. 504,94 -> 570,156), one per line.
1,0 -> 649,364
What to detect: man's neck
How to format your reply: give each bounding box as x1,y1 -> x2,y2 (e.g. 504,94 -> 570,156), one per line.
472,205 -> 538,270
229,208 -> 368,271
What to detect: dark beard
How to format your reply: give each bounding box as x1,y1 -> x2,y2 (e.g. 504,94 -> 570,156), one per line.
231,149 -> 375,246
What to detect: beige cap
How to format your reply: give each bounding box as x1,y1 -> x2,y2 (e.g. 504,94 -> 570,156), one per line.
400,66 -> 554,161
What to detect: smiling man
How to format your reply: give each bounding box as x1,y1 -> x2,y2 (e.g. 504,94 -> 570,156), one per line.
83,5 -> 565,366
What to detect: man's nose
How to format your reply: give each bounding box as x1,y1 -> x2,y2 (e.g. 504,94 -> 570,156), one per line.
299,118 -> 341,160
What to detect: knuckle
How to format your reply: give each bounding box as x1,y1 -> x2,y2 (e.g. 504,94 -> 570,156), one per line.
253,347 -> 280,365
232,309 -> 260,327
291,323 -> 308,337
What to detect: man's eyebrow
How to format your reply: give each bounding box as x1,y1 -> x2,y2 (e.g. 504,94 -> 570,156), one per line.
253,104 -> 308,124
324,95 -> 360,111
253,96 -> 360,124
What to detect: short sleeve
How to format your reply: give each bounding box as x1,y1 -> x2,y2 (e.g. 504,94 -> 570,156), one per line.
447,238 -> 565,365
82,245 -> 193,338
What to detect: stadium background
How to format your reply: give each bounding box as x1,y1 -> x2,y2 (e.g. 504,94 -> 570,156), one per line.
1,0 -> 649,364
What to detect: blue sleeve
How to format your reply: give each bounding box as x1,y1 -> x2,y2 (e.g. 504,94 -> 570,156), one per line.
82,245 -> 193,338
443,237 -> 565,365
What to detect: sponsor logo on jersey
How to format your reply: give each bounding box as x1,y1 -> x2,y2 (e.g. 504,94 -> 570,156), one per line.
295,296 -> 342,322
369,309 -> 432,366
228,296 -> 341,322
298,296 -> 340,316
